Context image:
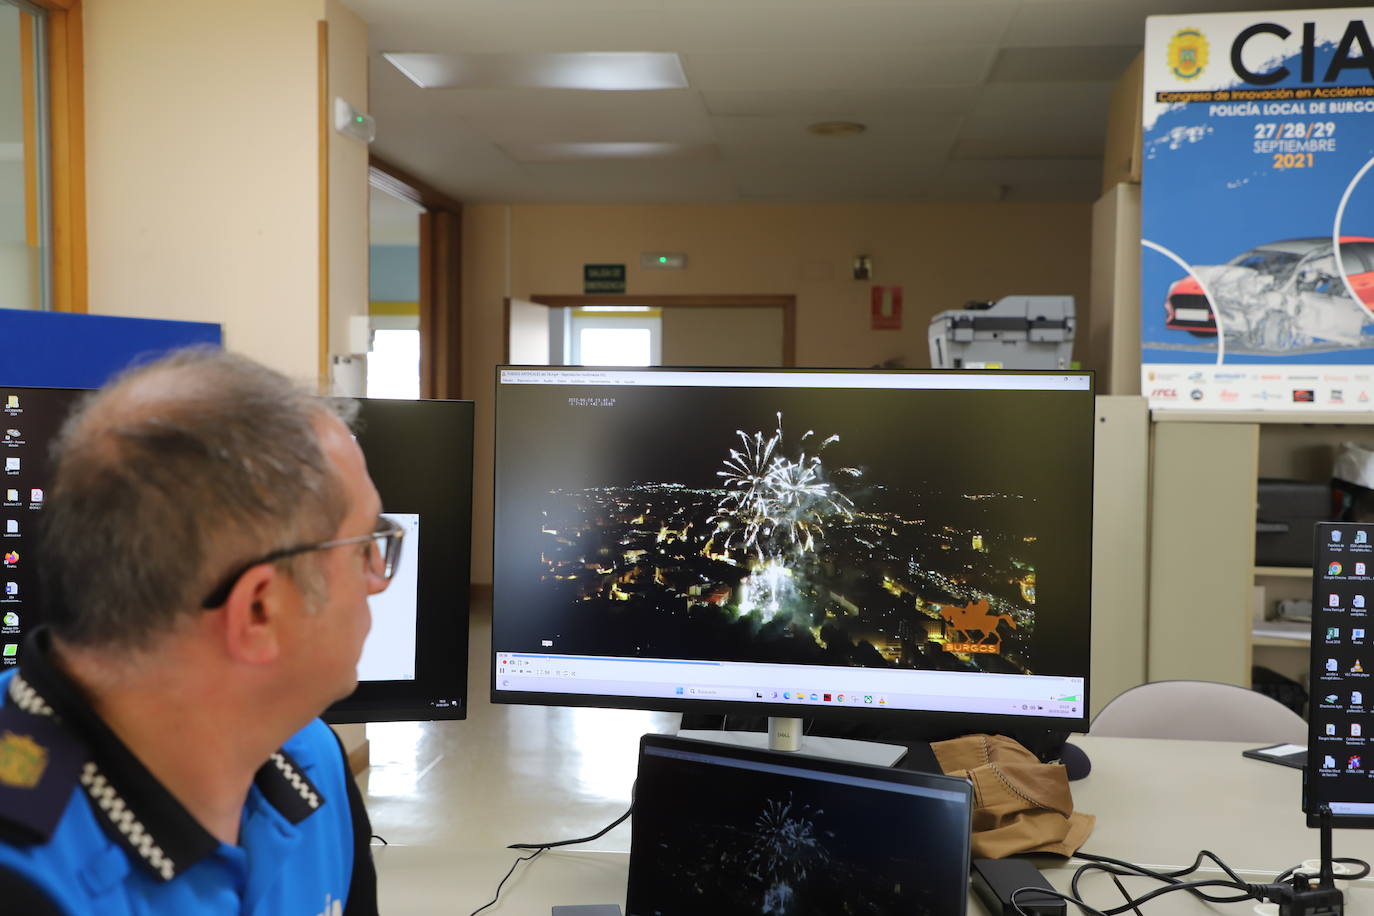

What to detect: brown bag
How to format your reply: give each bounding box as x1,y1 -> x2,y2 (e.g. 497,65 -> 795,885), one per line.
932,734 -> 1095,858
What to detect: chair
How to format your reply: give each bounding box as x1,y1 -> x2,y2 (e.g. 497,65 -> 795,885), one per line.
1089,680 -> 1308,744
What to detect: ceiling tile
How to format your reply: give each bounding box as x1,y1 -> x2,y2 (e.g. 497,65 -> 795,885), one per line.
990,45 -> 1141,82
663,3 -> 1018,52
701,87 -> 982,120
683,47 -> 998,92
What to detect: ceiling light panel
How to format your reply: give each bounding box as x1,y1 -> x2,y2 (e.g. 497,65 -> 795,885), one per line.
383,52 -> 688,91
501,142 -> 717,162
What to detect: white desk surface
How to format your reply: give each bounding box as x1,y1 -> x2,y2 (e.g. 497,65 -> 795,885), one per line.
370,734 -> 1374,914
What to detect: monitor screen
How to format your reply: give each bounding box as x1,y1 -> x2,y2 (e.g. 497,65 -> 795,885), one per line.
492,367 -> 1093,736
1306,521 -> 1374,827
0,386 -> 472,723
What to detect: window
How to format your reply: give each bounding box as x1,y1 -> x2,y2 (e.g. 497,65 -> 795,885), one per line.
567,308 -> 662,366
0,1 -> 49,311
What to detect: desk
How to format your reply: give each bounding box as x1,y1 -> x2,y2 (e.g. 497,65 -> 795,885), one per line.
371,735 -> 1374,914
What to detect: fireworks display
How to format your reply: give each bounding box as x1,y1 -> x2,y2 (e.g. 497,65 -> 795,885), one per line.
709,414 -> 859,617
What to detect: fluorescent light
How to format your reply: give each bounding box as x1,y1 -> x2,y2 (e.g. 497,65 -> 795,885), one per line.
383,52 -> 688,91
581,306 -> 654,313
501,142 -> 714,162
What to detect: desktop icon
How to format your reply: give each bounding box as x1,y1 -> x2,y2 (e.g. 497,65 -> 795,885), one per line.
1355,691 -> 1364,705
2,612 -> 14,626
1354,724 -> 1363,737
4,396 -> 15,409
1328,658 -> 1340,672
809,693 -> 818,702
4,458 -> 17,472
1358,629 -> 1367,641
2,429 -> 16,442
1360,563 -> 1369,576
1334,530 -> 1345,543
1357,595 -> 1367,609
1329,627 -> 1341,640
1328,723 -> 1337,735
1326,694 -> 1339,704
29,488 -> 41,503
3,520 -> 14,536
1325,755 -> 1337,769
3,490 -> 14,503
783,692 -> 791,700
864,695 -> 874,704
3,582 -> 14,597
1351,755 -> 1362,769
1,644 -> 14,658
1359,531 -> 1369,545
1354,659 -> 1366,673
837,693 -> 846,703
1331,562 -> 1344,576
1,552 -> 14,567
1331,594 -> 1342,607
823,693 -> 832,702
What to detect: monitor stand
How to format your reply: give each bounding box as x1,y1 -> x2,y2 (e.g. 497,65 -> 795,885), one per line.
678,716 -> 908,767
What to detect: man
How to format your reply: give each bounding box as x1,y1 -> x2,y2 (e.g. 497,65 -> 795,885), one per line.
0,349 -> 390,914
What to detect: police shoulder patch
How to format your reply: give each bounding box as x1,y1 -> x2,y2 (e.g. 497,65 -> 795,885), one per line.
0,703 -> 85,844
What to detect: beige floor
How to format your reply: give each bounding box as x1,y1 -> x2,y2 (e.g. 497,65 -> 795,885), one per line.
358,600 -> 679,852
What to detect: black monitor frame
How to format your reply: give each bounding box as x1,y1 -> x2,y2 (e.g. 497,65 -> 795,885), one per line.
490,366 -> 1093,740
1305,520 -> 1374,828
324,397 -> 473,723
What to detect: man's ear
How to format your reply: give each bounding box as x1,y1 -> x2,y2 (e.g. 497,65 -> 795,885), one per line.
219,564 -> 290,665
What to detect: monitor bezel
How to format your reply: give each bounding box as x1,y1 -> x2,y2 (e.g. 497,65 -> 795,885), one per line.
324,397 -> 474,724
490,365 -> 1094,738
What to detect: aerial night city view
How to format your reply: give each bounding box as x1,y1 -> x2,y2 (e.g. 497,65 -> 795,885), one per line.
525,410 -> 1046,677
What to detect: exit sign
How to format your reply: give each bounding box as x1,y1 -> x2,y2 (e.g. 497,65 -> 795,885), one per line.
584,264 -> 626,294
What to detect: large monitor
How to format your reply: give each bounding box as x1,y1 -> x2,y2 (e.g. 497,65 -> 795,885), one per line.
0,386 -> 472,723
492,367 -> 1093,741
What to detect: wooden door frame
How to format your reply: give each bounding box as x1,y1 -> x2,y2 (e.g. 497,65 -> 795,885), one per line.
369,155 -> 464,398
524,294 -> 796,367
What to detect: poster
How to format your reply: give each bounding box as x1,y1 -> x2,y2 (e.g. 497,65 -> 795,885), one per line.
1142,9 -> 1374,410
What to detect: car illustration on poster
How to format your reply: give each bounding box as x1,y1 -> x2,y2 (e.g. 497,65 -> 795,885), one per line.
1164,237 -> 1374,353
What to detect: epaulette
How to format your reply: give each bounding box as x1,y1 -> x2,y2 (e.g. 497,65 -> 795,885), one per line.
0,695 -> 85,845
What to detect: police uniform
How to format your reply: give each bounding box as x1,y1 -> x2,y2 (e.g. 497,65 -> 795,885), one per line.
0,628 -> 379,915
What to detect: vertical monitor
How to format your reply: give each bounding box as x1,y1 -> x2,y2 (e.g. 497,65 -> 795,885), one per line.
1307,521 -> 1374,827
492,367 -> 1093,736
0,386 -> 472,723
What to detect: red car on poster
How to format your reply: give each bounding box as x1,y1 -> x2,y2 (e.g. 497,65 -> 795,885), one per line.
1165,236 -> 1374,352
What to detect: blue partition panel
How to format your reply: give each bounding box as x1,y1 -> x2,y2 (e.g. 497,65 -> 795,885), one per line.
0,308 -> 222,388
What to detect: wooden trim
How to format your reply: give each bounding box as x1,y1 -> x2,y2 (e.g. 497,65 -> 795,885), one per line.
346,738 -> 370,775
418,212 -> 435,398
369,154 -> 462,214
19,14 -> 37,250
531,294 -> 798,367
317,21 -> 329,387
28,0 -> 74,11
502,297 -> 510,364
47,0 -> 86,312
531,294 -> 794,309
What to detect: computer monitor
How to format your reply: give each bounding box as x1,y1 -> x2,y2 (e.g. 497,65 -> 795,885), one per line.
491,367 -> 1093,744
0,386 -> 472,723
1306,521 -> 1374,827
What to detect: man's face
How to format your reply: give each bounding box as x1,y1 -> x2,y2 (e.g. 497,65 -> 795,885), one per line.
291,415 -> 387,705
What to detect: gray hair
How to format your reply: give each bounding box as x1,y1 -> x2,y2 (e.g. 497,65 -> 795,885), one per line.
39,348 -> 359,649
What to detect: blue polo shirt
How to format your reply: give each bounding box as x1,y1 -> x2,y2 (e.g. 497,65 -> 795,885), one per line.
0,630 -> 378,915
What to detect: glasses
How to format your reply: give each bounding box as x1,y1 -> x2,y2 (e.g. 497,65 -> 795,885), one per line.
200,516 -> 405,609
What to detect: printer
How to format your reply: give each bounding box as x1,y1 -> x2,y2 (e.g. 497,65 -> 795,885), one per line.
928,295 -> 1075,370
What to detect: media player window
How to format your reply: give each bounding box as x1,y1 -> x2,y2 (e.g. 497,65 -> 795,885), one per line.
493,369 -> 1092,724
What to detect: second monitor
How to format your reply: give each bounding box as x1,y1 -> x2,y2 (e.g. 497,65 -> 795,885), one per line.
492,367 -> 1093,741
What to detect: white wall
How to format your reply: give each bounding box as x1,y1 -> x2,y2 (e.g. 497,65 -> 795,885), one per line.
83,0 -> 334,382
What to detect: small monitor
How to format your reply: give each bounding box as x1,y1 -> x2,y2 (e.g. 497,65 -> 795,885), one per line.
629,733 -> 974,914
1306,521 -> 1374,827
492,367 -> 1093,737
0,385 -> 472,723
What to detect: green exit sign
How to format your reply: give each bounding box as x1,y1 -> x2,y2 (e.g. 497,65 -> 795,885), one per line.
584,264 -> 626,294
